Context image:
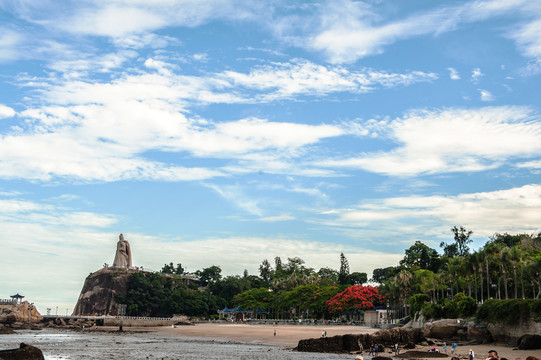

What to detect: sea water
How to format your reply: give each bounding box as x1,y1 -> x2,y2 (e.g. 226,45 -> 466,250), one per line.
0,330 -> 356,359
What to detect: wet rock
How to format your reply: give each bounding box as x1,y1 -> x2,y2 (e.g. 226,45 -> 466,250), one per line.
0,342 -> 44,359
517,334 -> 541,350
297,328 -> 425,353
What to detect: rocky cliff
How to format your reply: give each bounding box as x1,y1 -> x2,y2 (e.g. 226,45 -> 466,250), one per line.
0,301 -> 42,324
72,267 -> 134,316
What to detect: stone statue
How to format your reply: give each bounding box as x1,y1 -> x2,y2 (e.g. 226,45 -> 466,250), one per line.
112,233 -> 132,268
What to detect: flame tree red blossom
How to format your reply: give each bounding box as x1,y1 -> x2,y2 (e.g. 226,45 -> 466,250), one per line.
326,285 -> 384,314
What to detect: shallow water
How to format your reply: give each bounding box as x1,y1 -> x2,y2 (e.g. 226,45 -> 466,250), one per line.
0,330 -> 356,359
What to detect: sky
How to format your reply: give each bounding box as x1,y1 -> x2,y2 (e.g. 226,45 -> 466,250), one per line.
1,0 -> 541,314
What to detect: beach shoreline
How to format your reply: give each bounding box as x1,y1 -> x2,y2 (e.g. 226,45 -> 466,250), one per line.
87,323 -> 541,359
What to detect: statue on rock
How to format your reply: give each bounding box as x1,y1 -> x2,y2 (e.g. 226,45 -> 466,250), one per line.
113,233 -> 132,268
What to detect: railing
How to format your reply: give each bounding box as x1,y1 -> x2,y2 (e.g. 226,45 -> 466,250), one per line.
0,299 -> 16,304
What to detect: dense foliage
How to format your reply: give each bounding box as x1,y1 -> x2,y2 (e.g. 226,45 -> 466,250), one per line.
117,229 -> 541,321
374,229 -> 541,320
476,299 -> 541,325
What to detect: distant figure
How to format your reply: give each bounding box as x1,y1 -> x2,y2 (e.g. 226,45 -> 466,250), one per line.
451,343 -> 457,354
443,342 -> 447,353
469,349 -> 475,360
113,233 -> 132,268
321,330 -> 325,337
274,329 -> 276,336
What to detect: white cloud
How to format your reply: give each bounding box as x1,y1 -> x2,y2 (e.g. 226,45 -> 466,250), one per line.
323,184 -> 541,238
301,0 -> 536,63
53,0 -> 263,38
0,29 -> 23,62
258,214 -> 295,222
479,89 -> 494,101
447,67 -> 460,80
0,104 -> 16,118
471,67 -> 484,83
1,58 -> 438,182
320,106 -> 541,176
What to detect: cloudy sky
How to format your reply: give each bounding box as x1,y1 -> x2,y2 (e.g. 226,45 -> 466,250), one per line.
1,0 -> 541,314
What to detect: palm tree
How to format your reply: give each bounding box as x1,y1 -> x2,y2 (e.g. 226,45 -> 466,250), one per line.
396,270 -> 412,315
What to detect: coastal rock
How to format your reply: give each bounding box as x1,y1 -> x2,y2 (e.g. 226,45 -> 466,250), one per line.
297,328 -> 425,353
487,321 -> 541,345
423,319 -> 465,339
0,342 -> 44,359
517,334 -> 541,350
466,322 -> 492,343
72,267 -> 133,316
0,302 -> 42,324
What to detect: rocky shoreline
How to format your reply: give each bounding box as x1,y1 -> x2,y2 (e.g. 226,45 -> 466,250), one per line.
296,319 -> 541,354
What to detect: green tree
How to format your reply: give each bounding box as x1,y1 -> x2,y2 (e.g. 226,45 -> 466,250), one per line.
317,267 -> 338,286
348,272 -> 367,285
338,252 -> 350,285
400,241 -> 442,272
371,266 -> 402,284
197,265 -> 222,284
161,262 -> 184,275
259,259 -> 272,282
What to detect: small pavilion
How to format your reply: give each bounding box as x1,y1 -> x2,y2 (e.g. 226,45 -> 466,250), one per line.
10,293 -> 25,304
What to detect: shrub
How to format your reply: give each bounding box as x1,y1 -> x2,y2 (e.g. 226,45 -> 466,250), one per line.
409,294 -> 430,316
476,299 -> 541,325
455,294 -> 477,317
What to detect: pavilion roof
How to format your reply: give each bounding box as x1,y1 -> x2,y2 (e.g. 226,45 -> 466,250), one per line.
10,293 -> 24,299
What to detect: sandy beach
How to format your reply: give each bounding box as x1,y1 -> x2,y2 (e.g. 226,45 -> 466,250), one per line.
134,323 -> 541,359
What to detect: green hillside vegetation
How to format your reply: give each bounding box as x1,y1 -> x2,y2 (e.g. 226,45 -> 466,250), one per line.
117,229 -> 541,321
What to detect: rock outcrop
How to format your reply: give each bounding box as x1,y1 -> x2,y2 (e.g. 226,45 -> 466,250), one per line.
486,320 -> 541,345
297,328 -> 425,353
0,343 -> 44,360
517,334 -> 541,350
72,267 -> 134,316
0,301 -> 42,324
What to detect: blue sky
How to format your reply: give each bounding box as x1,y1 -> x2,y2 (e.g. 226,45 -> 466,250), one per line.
1,0 -> 541,313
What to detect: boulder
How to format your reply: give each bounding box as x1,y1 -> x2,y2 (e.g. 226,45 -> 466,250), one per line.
0,343 -> 44,359
466,322 -> 492,343
297,328 -> 425,353
424,319 -> 465,339
518,334 -> 541,350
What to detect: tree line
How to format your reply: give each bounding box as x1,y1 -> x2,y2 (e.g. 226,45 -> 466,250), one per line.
117,228 -> 541,320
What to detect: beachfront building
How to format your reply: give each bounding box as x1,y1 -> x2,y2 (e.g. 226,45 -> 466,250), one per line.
364,309 -> 390,327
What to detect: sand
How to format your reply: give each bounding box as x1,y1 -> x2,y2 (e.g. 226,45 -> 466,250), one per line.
93,323 -> 541,359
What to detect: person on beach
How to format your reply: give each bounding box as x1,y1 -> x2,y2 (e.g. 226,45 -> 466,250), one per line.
469,349 -> 475,360
451,343 -> 456,354
443,342 -> 447,353
358,340 -> 363,354
394,343 -> 399,355
273,330 -> 276,337
375,344 -> 379,355
368,345 -> 374,356
321,330 -> 325,337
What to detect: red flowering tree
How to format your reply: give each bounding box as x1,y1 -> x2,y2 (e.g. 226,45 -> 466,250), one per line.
326,285 -> 383,314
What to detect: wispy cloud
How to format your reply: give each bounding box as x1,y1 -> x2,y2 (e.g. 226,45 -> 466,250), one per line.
479,89 -> 494,101
321,184 -> 541,238
447,67 -> 461,80
320,106 -> 541,176
298,0 -> 537,64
